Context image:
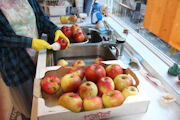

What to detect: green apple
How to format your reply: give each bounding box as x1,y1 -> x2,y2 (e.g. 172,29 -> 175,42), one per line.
122,86 -> 139,98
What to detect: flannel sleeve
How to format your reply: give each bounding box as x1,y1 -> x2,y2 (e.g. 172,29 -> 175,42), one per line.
0,32 -> 32,48
34,0 -> 60,43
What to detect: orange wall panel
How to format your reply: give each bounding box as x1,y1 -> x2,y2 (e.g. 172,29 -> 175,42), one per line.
143,0 -> 180,50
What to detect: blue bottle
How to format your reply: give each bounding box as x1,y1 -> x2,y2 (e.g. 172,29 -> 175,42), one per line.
91,0 -> 103,24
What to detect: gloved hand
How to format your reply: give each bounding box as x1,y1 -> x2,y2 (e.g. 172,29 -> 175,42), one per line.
32,38 -> 52,51
54,30 -> 70,49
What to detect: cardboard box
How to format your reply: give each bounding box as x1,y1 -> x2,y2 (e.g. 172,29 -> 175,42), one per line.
47,6 -> 66,16
34,60 -> 150,120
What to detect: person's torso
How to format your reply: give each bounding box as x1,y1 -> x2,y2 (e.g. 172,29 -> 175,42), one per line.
0,0 -> 39,62
0,0 -> 38,38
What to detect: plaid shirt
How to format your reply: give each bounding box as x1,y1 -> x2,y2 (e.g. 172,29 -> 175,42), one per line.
0,0 -> 59,87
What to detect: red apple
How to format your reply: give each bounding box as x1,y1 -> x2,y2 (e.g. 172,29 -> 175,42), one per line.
71,24 -> 80,32
72,27 -> 83,35
94,57 -> 104,64
62,26 -> 72,39
72,60 -> 86,67
85,64 -> 106,83
102,90 -> 125,108
97,77 -> 115,96
58,92 -> 82,112
83,96 -> 103,111
57,38 -> 68,50
74,32 -> 85,43
41,75 -> 61,94
106,64 -> 123,79
68,15 -> 77,24
61,26 -> 70,31
78,81 -> 98,99
68,67 -> 85,79
114,74 -> 133,91
56,59 -> 69,66
63,29 -> 72,39
61,73 -> 81,92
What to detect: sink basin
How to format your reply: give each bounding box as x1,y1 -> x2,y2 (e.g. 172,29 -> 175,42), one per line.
47,44 -> 117,66
70,26 -> 103,43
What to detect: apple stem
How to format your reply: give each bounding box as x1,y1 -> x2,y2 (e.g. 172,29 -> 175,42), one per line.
86,83 -> 91,86
69,95 -> 74,97
53,87 -> 57,91
130,88 -> 135,91
122,76 -> 126,79
48,78 -> 53,82
108,93 -> 114,97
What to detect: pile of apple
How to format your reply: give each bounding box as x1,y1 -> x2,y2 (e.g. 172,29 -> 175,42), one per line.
61,24 -> 86,43
60,15 -> 77,24
41,58 -> 139,113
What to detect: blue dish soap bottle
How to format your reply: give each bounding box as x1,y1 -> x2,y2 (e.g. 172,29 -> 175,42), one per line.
91,0 -> 103,24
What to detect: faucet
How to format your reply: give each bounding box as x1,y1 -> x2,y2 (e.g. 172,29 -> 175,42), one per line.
88,22 -> 126,57
87,20 -> 113,41
87,28 -> 104,34
108,35 -> 126,57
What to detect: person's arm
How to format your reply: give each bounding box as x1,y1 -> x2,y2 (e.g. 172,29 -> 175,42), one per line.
0,32 -> 32,48
34,0 -> 70,49
0,32 -> 51,51
34,0 -> 60,39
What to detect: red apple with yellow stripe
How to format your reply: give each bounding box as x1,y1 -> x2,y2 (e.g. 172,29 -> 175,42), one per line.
106,64 -> 123,79
60,73 -> 81,92
97,77 -> 115,96
78,81 -> 98,99
41,75 -> 61,94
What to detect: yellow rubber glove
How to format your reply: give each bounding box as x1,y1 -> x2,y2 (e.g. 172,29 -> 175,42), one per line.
32,38 -> 52,51
54,30 -> 70,49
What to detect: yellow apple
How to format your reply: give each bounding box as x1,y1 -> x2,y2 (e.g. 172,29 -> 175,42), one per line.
83,96 -> 103,111
60,16 -> 69,24
58,92 -> 82,112
122,86 -> 139,98
56,59 -> 69,66
102,90 -> 125,108
114,74 -> 133,91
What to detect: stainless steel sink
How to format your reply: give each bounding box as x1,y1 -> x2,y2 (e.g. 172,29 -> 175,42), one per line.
46,26 -> 126,66
47,44 -> 117,66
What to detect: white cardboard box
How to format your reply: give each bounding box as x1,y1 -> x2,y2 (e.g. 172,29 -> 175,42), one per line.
34,60 -> 150,120
47,6 -> 66,16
